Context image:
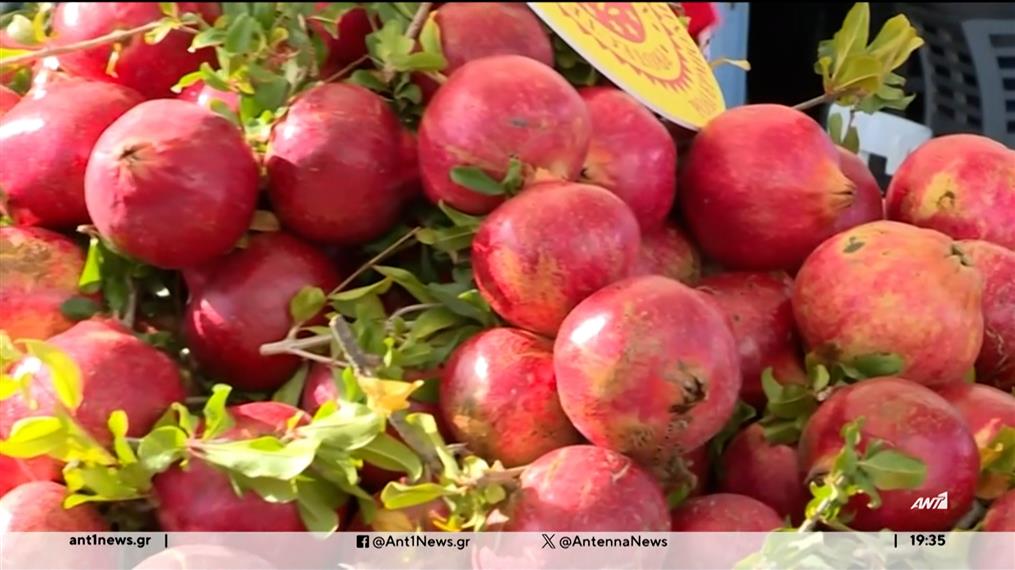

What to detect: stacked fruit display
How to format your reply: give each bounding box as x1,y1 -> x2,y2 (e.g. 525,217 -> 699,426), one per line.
0,1 -> 1013,552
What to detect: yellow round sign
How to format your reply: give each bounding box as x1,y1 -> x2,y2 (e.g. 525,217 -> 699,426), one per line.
528,2 -> 726,129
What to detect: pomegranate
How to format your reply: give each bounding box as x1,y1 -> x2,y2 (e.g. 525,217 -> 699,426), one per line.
433,3 -> 552,73
936,383 -> 1015,449
0,319 -> 186,489
153,403 -> 312,531
798,377 -> 979,531
0,79 -> 142,228
0,481 -> 107,531
580,86 -> 677,231
983,490 -> 1015,531
51,3 -> 219,99
697,271 -> 806,408
309,5 -> 371,79
683,445 -> 711,498
439,328 -> 581,467
0,456 -> 59,498
718,423 -> 807,523
680,104 -> 856,271
418,55 -> 591,214
670,493 -> 784,531
0,84 -> 18,115
554,276 -> 741,481
183,233 -> 341,392
266,83 -> 407,245
832,147 -> 884,232
0,227 -> 87,341
961,240 -> 1015,390
886,134 -> 1015,250
794,221 -> 983,388
177,79 -> 239,113
503,445 -> 670,531
85,99 -> 260,269
472,182 -> 640,336
630,223 -> 701,285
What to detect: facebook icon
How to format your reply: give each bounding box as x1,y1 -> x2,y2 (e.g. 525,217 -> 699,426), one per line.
356,535 -> 370,549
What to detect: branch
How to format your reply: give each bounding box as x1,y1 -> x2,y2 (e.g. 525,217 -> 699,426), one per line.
260,334 -> 330,356
328,227 -> 420,297
793,90 -> 845,112
404,2 -> 434,42
329,315 -> 373,377
0,21 -> 163,67
322,54 -> 369,83
385,303 -> 441,334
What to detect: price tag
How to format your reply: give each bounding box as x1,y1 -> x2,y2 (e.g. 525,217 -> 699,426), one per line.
529,2 -> 726,129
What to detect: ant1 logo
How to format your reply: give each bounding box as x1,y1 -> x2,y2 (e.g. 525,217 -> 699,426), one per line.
910,491 -> 948,510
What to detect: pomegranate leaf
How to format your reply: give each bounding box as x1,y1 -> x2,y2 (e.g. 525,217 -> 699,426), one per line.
290,285 -> 327,323
0,415 -> 65,458
272,363 -> 309,407
230,472 -> 298,503
298,404 -> 383,450
22,339 -> 82,411
857,449 -> 927,490
419,13 -> 443,57
62,464 -> 149,508
449,166 -> 507,196
707,399 -> 757,464
201,384 -> 235,440
196,436 -> 319,480
137,426 -> 188,473
408,307 -> 462,343
352,432 -> 424,480
381,481 -> 448,510
59,296 -> 101,322
297,477 -> 345,534
844,352 -> 904,379
375,266 -> 437,303
107,410 -> 137,464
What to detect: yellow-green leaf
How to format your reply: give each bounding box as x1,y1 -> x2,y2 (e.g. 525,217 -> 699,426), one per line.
107,410 -> 137,464
22,340 -> 82,411
867,14 -> 925,72
833,54 -> 883,94
0,416 -> 66,458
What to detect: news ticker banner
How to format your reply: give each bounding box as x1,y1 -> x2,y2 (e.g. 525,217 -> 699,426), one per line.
1,532 -> 1013,570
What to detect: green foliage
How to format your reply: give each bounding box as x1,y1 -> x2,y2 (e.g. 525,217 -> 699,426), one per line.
815,3 -> 923,114
978,426 -> 1015,499
707,400 -> 756,464
551,34 -> 599,87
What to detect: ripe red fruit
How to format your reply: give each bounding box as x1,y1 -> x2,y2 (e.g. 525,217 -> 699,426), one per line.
799,377 -> 979,531
0,84 -> 18,116
0,227 -> 87,341
0,79 -> 142,228
936,383 -> 1015,449
680,104 -> 857,271
418,55 -> 591,214
631,223 -> 701,284
580,86 -> 677,232
85,99 -> 260,269
983,490 -> 1015,531
309,5 -> 371,78
554,276 -> 741,481
886,134 -> 1015,250
697,271 -> 806,408
183,233 -> 341,392
670,493 -> 784,531
682,445 -> 711,498
961,240 -> 1015,390
794,221 -> 983,388
503,445 -> 670,531
154,403 -> 311,531
832,147 -> 884,232
0,481 -> 107,531
0,319 -> 186,485
434,3 -> 553,73
177,80 -> 239,113
473,182 -> 640,336
51,3 -> 219,99
266,83 -> 407,245
0,456 -> 59,498
718,424 -> 807,523
439,328 -> 581,467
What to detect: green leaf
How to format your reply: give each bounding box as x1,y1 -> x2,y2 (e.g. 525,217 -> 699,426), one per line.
867,14 -> 925,72
331,279 -> 393,303
374,266 -> 437,304
232,472 -> 299,503
845,353 -> 904,379
832,3 -> 871,72
145,18 -> 178,46
299,406 -> 384,450
501,157 -> 525,195
107,410 -> 136,464
483,484 -> 506,505
833,54 -> 882,94
366,18 -> 414,64
252,74 -> 290,114
22,340 -> 82,411
191,27 -> 228,51
827,112 -> 844,145
202,384 -> 234,440
0,416 -> 66,458
290,286 -> 327,323
273,364 -> 309,407
170,403 -> 197,437
353,432 -> 424,481
449,166 -> 505,196
59,296 -> 100,322
224,13 -> 257,53
347,69 -> 388,92
404,411 -> 458,478
137,426 -> 188,474
199,436 -> 319,480
408,307 -> 461,343
389,51 -> 447,72
426,283 -> 492,324
843,125 -> 860,154
171,70 -> 202,95
380,481 -> 447,510
297,477 -> 344,534
859,449 -> 927,490
811,364 -> 832,393
158,3 -> 178,17
419,15 -> 442,56
438,202 -> 484,229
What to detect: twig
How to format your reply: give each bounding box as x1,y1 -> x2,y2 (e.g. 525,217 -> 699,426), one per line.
288,349 -> 349,368
322,54 -> 369,83
423,71 -> 447,85
797,473 -> 845,533
328,227 -> 420,296
793,91 -> 844,111
260,334 -> 330,356
470,465 -> 527,487
404,3 -> 434,42
121,285 -> 138,329
385,303 -> 441,334
0,20 -> 163,67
